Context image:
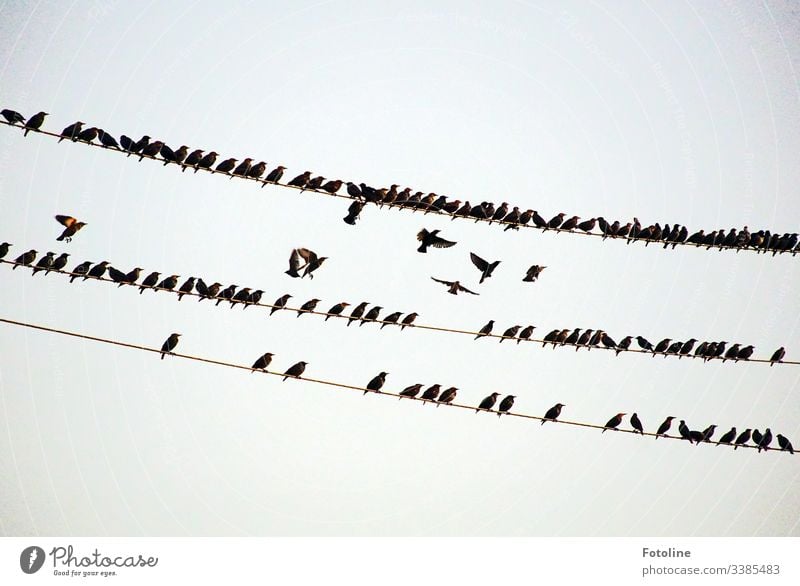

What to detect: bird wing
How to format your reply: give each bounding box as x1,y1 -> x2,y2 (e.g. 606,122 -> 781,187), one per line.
296,247 -> 317,264
470,252 -> 488,271
55,215 -> 77,228
456,283 -> 480,295
430,234 -> 456,248
288,249 -> 302,272
431,276 -> 454,286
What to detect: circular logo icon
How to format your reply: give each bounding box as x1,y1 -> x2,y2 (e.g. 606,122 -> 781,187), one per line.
20,546 -> 45,574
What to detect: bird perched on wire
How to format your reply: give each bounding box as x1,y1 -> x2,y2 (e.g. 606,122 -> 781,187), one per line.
400,313 -> 418,330
717,427 -> 737,446
23,111 -> 47,136
542,403 -> 564,424
288,171 -> 312,188
380,312 -> 403,329
420,384 -> 442,403
499,325 -> 521,343
58,121 -> 84,143
476,392 -> 500,413
655,416 -> 675,439
517,325 -> 536,344
469,253 -> 501,284
270,294 -> 293,315
733,429 -> 751,450
119,267 -> 142,286
85,260 -> 110,279
630,413 -> 644,434
474,320 -> 495,340
522,265 -> 546,282
195,151 -> 219,172
31,252 -> 55,275
399,383 -> 423,400
251,352 -> 274,373
160,333 -> 181,360
347,302 -> 369,326
265,165 -> 287,184
139,139 -> 164,160
602,413 -> 626,432
1,109 -> 25,124
769,347 -> 786,366
97,129 -> 119,149
497,395 -> 515,417
55,215 -> 87,242
416,228 -> 456,253
156,274 -> 180,291
437,387 -> 458,406
430,277 -> 479,296
360,306 -> 382,326
323,301 -> 349,321
365,372 -> 388,395
49,252 -> 69,273
177,277 -> 196,301
69,260 -> 92,282
777,434 -> 794,454
182,148 -> 203,170
282,361 -> 308,381
297,298 -> 321,317
139,271 -> 160,293
0,242 -> 10,260
76,126 -> 99,143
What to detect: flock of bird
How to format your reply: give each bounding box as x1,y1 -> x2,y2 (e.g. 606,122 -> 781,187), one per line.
3,108 -> 799,256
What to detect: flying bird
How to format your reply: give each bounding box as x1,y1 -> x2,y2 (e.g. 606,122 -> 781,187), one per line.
430,277 -> 479,296
55,215 -> 87,242
522,265 -> 546,282
416,228 -> 456,253
469,253 -> 501,284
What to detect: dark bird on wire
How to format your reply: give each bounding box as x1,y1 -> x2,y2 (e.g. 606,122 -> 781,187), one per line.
718,427 -> 737,446
399,384 -> 423,399
752,429 -> 763,446
58,121 -> 84,143
517,325 -> 536,344
347,302 -> 369,326
546,212 -> 566,230
400,312 -> 418,330
120,267 -> 142,286
251,352 -> 274,373
321,179 -> 342,193
245,289 -> 264,308
360,306 -> 382,325
230,288 -> 253,307
247,161 -> 267,180
231,158 -> 253,177
653,338 -> 671,355
469,252 -> 500,284
324,301 -> 349,321
421,384 -> 442,403
603,413 -> 626,433
76,126 -> 98,143
437,387 -> 458,406
679,339 -> 698,358
24,111 -> 47,136
139,140 -> 164,161
497,395 -> 515,417
119,134 -> 135,154
431,277 -> 479,296
282,361 -> 308,381
85,260 -> 109,279
499,325 -> 521,342
31,252 -> 55,275
297,298 -> 321,316
55,215 -> 87,242
757,428 -> 773,452
616,335 -> 633,355
69,261 -> 92,282
157,274 -> 180,291
194,278 -> 210,298
139,271 -> 160,293
160,333 -> 181,360
769,347 -> 786,366
0,242 -> 10,260
271,294 -> 292,315
50,252 -> 69,273
417,228 -> 456,253
97,129 -> 119,149
777,434 -> 794,454
1,109 -> 25,124
476,392 -> 500,413
288,171 -> 312,188
215,285 -> 236,306
202,282 -> 222,301
107,266 -> 126,284
365,372 -> 388,395
195,151 -> 218,172
303,175 -> 325,191
183,149 -> 204,170
630,413 -> 644,434
216,157 -> 238,174
163,145 -> 188,165
733,429 -> 752,450
636,336 -> 654,351
678,420 -> 694,443
474,320 -> 494,340
698,424 -> 717,444
737,345 -> 755,361
380,312 -> 402,329
177,277 -> 196,300
655,416 -> 675,439
522,265 -> 546,282
542,403 -> 564,424
265,165 -> 287,183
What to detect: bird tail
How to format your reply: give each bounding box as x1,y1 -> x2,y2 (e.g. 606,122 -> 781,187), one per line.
160,353 -> 165,360
417,244 -> 426,253
56,235 -> 65,241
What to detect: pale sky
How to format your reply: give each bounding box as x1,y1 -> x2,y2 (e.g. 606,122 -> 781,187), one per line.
1,0 -> 799,536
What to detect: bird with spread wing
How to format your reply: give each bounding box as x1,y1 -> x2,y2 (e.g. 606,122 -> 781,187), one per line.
431,277 -> 479,296
416,228 -> 456,253
55,215 -> 87,242
285,247 -> 327,279
469,252 -> 501,284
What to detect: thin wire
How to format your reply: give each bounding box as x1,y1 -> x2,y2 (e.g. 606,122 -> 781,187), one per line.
2,120 -> 796,257
0,316 -> 788,453
2,258 -> 794,366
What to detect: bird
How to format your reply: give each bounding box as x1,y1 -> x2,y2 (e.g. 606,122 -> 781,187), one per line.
288,171 -> 312,188
76,126 -> 98,143
655,416 -> 675,439
400,313 -> 418,330
285,248 -> 304,278
522,265 -> 546,282
10,249 -> 36,269
216,157 -> 238,173
342,200 -> 364,225
270,294 -> 293,315
347,302 -> 369,326
636,336 -> 654,351
107,266 -> 127,284
138,140 -> 165,161
546,213 -> 566,230
542,403 -> 565,424
499,325 -> 521,343
1,108 -> 25,124
416,228 -> 456,253
265,165 -> 287,183
678,339 -> 698,358
58,121 -> 84,142
85,260 -> 110,279
474,320 -> 494,340
285,248 -> 322,278
602,413 -> 625,433
119,267 -> 142,286
517,325 -> 536,344
201,282 -> 222,301
757,428 -> 773,452
678,420 -> 694,443
360,306 -> 382,325
736,345 -> 755,361
156,275 -> 180,291
50,252 -> 69,273
752,429 -> 763,446
630,413 -> 644,434
365,372 -> 388,395
733,429 -> 752,450
300,249 -> 327,279
420,384 -> 442,403
437,387 -> 458,406
0,242 -> 10,260
247,161 -> 267,180
230,287 -> 253,307
769,347 -> 786,366
23,111 -> 47,135
469,253 -> 501,284
31,252 -> 55,275
182,149 -> 204,170
777,434 -> 794,454
282,361 -> 308,381
303,175 -> 325,191
194,151 -> 218,172
139,271 -> 160,293
399,384 -> 423,399
69,260 -> 92,282
244,289 -> 264,308
616,336 -> 633,355
380,312 -> 403,329
164,145 -> 189,165
321,179 -> 342,194
55,215 -> 87,242
231,158 -> 253,177
653,338 -> 671,355
497,395 -> 515,417
476,392 -> 500,413
97,129 -> 119,148
177,277 -> 196,300
296,298 -> 320,316
323,301 -> 349,321
215,284 -> 237,306
251,352 -> 274,372
430,277 -> 479,296
560,215 -> 580,231
160,333 -> 181,360
717,427 -> 737,446
698,424 -> 717,444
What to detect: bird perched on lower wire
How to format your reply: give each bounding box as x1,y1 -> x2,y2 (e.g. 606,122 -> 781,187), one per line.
469,252 -> 501,284
476,392 -> 500,413
347,302 -> 369,326
282,361 -> 308,381
160,333 -> 181,360
655,416 -> 675,439
297,298 -> 321,316
365,372 -> 388,395
270,294 -> 292,315
69,261 -> 92,282
522,265 -> 546,282
769,347 -> 786,366
777,434 -> 794,454
55,215 -> 87,242
603,413 -> 626,432
85,261 -> 110,279
58,121 -> 84,143
50,252 -> 69,273
139,271 -> 160,293
437,387 -> 458,406
630,413 -> 644,434
157,275 -> 180,291
0,242 -> 10,260
431,277 -> 479,296
497,395 -> 515,417
251,352 -> 274,373
1,108 -> 25,124
474,320 -> 494,340
31,252 -> 55,275
177,277 -> 196,300
380,312 -> 402,329
323,301 -> 349,321
416,228 -> 456,253
542,403 -> 564,424
23,111 -> 47,136
399,383 -> 423,400
400,313 -> 418,330
360,306 -> 382,325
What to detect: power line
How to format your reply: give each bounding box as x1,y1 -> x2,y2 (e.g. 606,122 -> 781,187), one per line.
2,119 -> 796,257
0,316 -> 789,454
2,257 -> 794,366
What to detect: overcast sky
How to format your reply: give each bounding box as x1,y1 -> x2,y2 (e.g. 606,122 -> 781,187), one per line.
1,0 -> 799,536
